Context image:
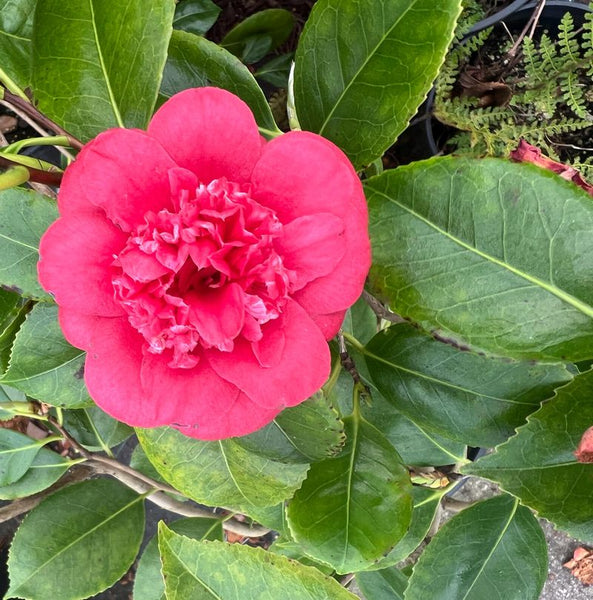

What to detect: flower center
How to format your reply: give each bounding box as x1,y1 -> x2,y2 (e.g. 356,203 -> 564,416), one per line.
111,173 -> 294,369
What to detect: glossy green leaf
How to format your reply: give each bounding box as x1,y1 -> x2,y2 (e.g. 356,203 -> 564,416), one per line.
332,342 -> 466,465
161,29 -> 279,132
366,157 -> 593,361
341,295 -> 378,346
60,405 -> 133,451
1,303 -> 91,408
287,415 -> 413,573
294,0 -> 461,168
0,187 -> 57,300
241,502 -> 290,538
0,0 -> 35,88
465,369 -> 593,541
359,323 -> 573,446
134,517 -> 223,600
7,478 -> 145,600
362,391 -> 466,467
370,487 -> 443,570
0,289 -> 26,374
221,9 -> 294,59
357,568 -> 409,600
173,0 -> 221,36
405,494 -> 547,600
32,0 -> 175,142
158,524 -> 358,600
0,445 -> 70,500
235,392 -> 345,463
269,538 -> 334,575
137,426 -> 309,512
255,53 -> 294,88
0,429 -> 47,485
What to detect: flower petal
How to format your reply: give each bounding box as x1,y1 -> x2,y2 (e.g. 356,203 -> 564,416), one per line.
187,283 -> 245,351
276,213 -> 345,291
252,131 -> 370,314
207,299 -> 330,409
59,128 -> 178,231
76,315 -> 176,427
38,214 -> 127,317
309,310 -> 347,340
173,391 -> 281,440
148,88 -> 262,185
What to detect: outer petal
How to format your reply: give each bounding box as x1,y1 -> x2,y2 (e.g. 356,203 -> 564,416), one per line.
207,299 -> 330,409
71,315 -> 175,427
58,128 -> 178,231
251,131 -> 370,315
39,214 -> 127,317
148,88 -> 262,185
310,310 -> 347,340
174,391 -> 282,440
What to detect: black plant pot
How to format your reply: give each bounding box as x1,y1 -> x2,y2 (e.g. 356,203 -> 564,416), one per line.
418,0 -> 593,158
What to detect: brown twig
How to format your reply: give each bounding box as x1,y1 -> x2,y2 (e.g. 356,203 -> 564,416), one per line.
361,290 -> 406,323
2,90 -> 83,151
46,417 -> 270,537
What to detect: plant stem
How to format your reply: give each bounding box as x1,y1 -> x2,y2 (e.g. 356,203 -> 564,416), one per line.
0,89 -> 84,151
46,417 -> 270,537
0,154 -> 62,186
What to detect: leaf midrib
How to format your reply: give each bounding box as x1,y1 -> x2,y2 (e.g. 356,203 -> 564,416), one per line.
318,0 -> 416,135
461,498 -> 519,600
87,0 -> 124,127
369,186 -> 593,319
10,493 -> 143,593
2,352 -> 83,384
163,538 -> 224,600
359,345 -> 535,406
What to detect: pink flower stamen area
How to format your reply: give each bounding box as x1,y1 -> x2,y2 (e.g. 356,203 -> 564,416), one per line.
111,170 -> 295,369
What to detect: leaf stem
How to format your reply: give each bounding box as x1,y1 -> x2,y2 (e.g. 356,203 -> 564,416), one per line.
0,67 -> 28,101
3,135 -> 72,155
258,126 -> 283,140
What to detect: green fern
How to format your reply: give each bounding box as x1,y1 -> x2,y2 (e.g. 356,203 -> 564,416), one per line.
433,2 -> 593,168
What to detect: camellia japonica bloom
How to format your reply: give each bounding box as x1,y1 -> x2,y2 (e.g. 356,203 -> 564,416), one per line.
38,87 -> 370,440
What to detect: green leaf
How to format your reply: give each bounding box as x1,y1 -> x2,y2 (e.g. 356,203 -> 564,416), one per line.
0,429 -> 47,485
32,0 -> 175,142
370,487 -> 443,570
404,494 -> 547,600
240,34 -> 273,64
255,53 -> 294,88
7,478 -> 145,600
161,30 -> 279,132
241,502 -> 290,538
235,392 -> 345,463
0,445 -> 70,500
465,369 -> 593,541
341,295 -> 378,346
158,524 -> 358,600
0,0 -> 35,88
221,9 -> 294,59
366,157 -> 593,361
287,415 -> 413,573
358,323 -> 573,447
60,405 -> 133,451
1,303 -> 92,408
269,539 -> 335,575
134,517 -> 223,600
137,426 -> 309,512
294,0 -> 461,168
362,391 -> 466,466
357,568 -> 409,600
173,0 -> 221,36
0,187 -> 57,300
0,289 -> 27,374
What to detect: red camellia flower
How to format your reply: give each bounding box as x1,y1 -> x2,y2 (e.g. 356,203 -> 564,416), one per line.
38,88 -> 370,440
